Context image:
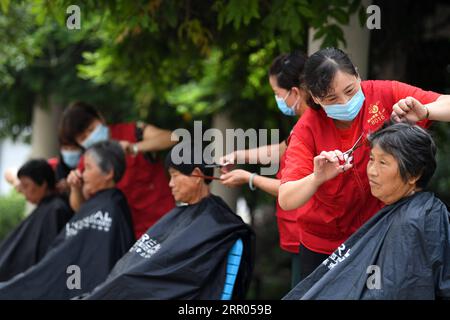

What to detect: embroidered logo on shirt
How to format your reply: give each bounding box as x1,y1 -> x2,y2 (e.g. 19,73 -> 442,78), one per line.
130,233 -> 161,259
65,211 -> 112,237
367,102 -> 386,126
369,104 -> 379,114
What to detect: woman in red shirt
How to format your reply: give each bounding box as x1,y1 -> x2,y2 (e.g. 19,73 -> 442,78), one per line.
62,102 -> 176,238
220,52 -> 311,288
278,47 -> 450,280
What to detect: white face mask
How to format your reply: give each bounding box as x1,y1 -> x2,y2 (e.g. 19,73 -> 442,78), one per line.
61,149 -> 82,168
81,124 -> 110,149
275,91 -> 297,116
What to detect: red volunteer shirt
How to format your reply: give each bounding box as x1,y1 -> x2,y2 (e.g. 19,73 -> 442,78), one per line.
275,134 -> 300,254
281,80 -> 440,254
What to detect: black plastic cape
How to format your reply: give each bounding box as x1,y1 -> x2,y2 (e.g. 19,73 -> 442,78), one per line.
84,194 -> 255,300
284,192 -> 450,300
0,194 -> 73,282
0,188 -> 135,299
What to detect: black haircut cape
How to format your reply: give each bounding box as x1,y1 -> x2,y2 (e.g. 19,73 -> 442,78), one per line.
83,194 -> 254,300
0,195 -> 73,282
0,188 -> 135,299
284,192 -> 450,300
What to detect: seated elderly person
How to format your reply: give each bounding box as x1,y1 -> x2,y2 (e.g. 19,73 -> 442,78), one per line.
0,159 -> 73,282
0,141 -> 135,299
284,122 -> 450,300
82,142 -> 255,300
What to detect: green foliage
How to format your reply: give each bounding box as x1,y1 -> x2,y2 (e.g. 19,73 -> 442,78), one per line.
0,0 -> 363,136
0,1 -> 364,298
0,1 -> 137,139
0,191 -> 26,242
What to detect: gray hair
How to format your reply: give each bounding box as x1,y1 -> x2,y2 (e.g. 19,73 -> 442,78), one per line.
368,122 -> 437,189
85,140 -> 126,183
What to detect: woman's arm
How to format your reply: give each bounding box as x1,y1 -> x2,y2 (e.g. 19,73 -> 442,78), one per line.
278,150 -> 352,210
220,141 -> 287,167
427,95 -> 450,121
278,173 -> 322,210
4,168 -> 22,193
220,169 -> 281,196
391,95 -> 450,123
128,124 -> 177,154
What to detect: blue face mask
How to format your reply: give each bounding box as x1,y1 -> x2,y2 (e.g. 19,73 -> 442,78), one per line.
322,88 -> 365,121
61,149 -> 82,168
81,124 -> 109,149
275,91 -> 297,117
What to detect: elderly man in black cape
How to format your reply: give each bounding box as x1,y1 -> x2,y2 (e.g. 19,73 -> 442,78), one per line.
0,159 -> 73,282
82,142 -> 255,300
284,123 -> 450,300
0,141 -> 135,299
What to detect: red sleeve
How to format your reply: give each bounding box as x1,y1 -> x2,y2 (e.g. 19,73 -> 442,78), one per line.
280,126 -> 314,184
392,81 -> 441,128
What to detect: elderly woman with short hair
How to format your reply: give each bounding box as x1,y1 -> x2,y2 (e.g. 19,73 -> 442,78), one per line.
285,122 -> 450,300
83,142 -> 255,300
0,159 -> 73,282
0,141 -> 135,300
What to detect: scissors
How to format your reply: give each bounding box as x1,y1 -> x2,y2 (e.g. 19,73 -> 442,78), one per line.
204,161 -> 236,170
204,162 -> 229,168
340,132 -> 366,165
191,162 -> 232,180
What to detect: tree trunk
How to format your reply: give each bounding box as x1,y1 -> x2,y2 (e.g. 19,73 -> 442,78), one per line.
308,0 -> 372,79
210,112 -> 239,212
30,96 -> 62,159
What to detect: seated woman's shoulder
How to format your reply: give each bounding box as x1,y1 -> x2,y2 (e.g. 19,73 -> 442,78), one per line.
400,192 -> 449,225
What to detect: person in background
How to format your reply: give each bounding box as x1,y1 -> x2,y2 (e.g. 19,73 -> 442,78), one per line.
0,141 -> 135,299
278,47 -> 450,281
63,101 -> 176,238
219,51 -> 311,287
52,142 -> 84,195
0,159 -> 73,282
4,142 -> 83,197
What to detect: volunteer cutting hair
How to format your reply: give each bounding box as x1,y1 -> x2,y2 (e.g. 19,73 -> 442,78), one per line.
278,47 -> 450,280
63,101 -> 176,238
285,123 -> 450,300
219,51 -> 311,287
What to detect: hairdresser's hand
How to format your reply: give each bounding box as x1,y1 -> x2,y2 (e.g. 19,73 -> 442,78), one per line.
118,140 -> 133,155
218,151 -> 237,173
313,150 -> 353,185
391,96 -> 428,123
220,169 -> 251,187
